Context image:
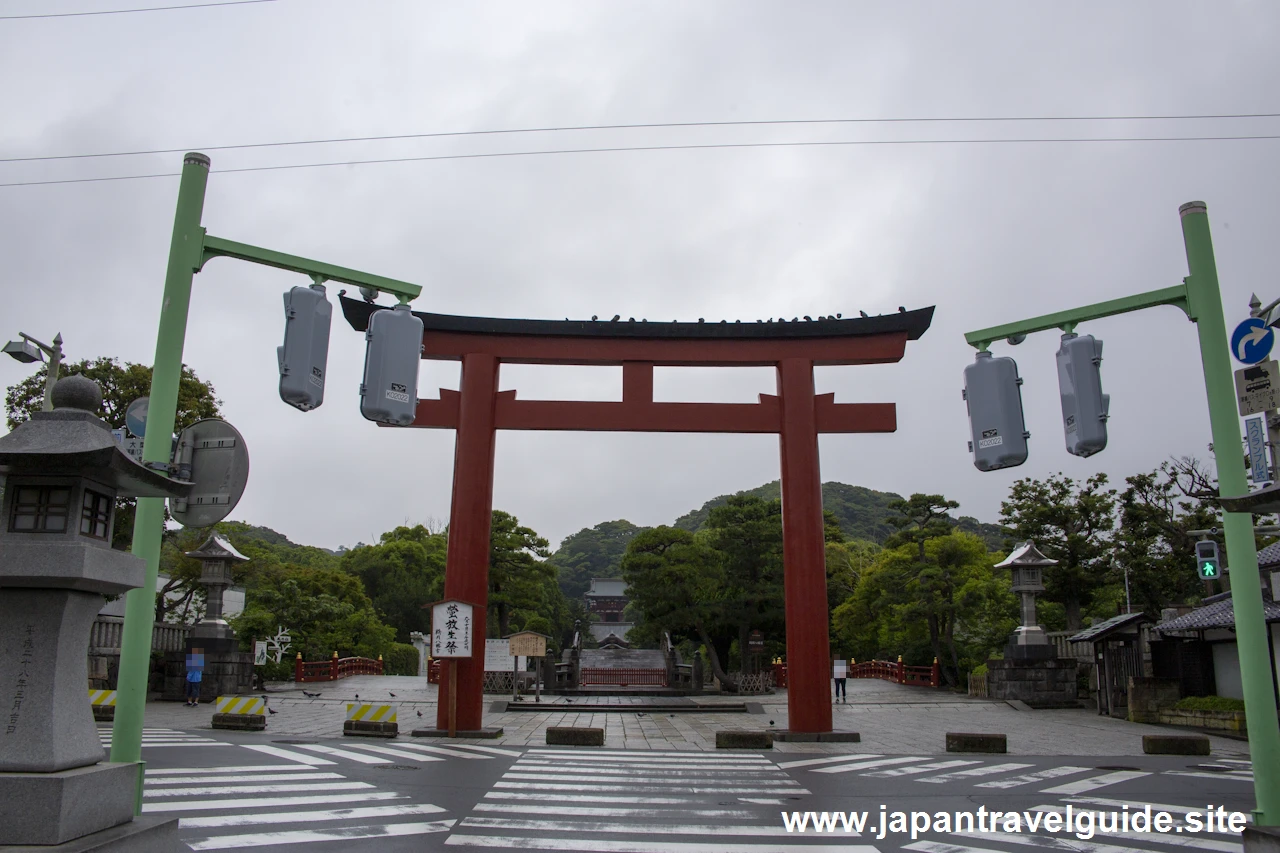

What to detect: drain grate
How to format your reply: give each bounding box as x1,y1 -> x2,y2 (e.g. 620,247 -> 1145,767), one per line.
373,764 -> 420,771
1095,765 -> 1140,771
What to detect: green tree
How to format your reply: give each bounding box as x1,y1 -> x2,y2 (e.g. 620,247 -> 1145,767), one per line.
488,510 -> 553,637
703,495 -> 785,674
341,525 -> 448,642
5,356 -> 221,550
1000,473 -> 1116,631
547,519 -> 649,600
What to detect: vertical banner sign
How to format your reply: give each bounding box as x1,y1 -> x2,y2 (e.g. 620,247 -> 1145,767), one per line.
431,600 -> 473,739
1246,415 -> 1271,485
253,641 -> 268,666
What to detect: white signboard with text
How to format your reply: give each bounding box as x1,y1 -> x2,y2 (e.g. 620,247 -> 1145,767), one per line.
431,600 -> 474,658
484,639 -> 525,672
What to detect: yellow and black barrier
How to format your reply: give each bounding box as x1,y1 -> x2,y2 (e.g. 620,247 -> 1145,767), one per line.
89,689 -> 116,722
344,702 -> 398,738
212,695 -> 267,731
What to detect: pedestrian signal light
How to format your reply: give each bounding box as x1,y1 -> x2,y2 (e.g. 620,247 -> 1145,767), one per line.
277,284 -> 332,412
963,350 -> 1030,471
1195,540 -> 1220,579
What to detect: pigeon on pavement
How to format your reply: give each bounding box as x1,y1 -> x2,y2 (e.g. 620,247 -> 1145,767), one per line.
389,692 -> 397,697
267,707 -> 277,715
417,710 -> 423,718
302,691 -> 321,698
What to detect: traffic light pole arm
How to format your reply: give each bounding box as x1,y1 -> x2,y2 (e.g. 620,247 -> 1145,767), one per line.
199,234 -> 422,304
963,284 -> 1191,351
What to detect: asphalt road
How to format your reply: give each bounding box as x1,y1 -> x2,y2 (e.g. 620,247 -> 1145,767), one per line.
105,724 -> 1259,852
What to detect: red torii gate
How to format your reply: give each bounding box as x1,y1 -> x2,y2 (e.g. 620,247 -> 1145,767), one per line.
341,299 -> 933,734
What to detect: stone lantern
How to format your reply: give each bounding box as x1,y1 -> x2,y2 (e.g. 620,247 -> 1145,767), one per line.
994,540 -> 1057,659
186,533 -> 248,651
0,375 -> 191,848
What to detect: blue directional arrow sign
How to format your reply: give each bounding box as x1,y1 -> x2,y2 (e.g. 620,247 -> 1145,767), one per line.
1231,317 -> 1274,365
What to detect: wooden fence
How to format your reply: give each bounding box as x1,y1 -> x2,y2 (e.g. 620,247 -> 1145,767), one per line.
968,672 -> 990,698
580,667 -> 667,687
294,654 -> 384,683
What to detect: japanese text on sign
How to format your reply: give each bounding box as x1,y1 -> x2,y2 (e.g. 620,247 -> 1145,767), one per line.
431,600 -> 474,658
7,624 -> 35,735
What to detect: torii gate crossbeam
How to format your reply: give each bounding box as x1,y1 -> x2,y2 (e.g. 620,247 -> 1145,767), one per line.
341,298 -> 933,734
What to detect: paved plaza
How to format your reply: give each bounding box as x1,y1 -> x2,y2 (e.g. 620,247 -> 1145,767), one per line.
130,674 -> 1251,757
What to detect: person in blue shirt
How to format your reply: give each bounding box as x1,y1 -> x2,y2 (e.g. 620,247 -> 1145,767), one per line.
185,651 -> 204,706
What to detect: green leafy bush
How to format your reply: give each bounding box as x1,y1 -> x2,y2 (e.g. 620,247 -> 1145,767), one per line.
383,643 -> 420,676
970,663 -> 989,678
1173,695 -> 1246,713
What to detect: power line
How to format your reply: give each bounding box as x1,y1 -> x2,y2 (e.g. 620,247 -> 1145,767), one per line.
3,133 -> 1278,189
0,0 -> 274,20
4,112 -> 1279,163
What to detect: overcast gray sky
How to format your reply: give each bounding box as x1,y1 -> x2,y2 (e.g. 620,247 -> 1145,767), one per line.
2,1 -> 1278,552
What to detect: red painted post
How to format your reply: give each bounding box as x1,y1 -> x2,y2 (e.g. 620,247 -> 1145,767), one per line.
377,654 -> 384,675
897,655 -> 905,684
931,657 -> 940,688
776,358 -> 832,734
436,352 -> 501,733
331,651 -> 339,682
295,652 -> 302,683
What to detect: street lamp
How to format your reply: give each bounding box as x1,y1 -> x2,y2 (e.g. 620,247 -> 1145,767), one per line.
3,331 -> 64,412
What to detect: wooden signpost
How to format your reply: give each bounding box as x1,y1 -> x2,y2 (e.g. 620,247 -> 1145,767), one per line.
431,600 -> 474,737
507,631 -> 550,703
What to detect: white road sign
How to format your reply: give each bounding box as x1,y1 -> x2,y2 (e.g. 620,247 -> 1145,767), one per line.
1235,360 -> 1280,416
431,600 -> 474,658
484,639 -> 526,672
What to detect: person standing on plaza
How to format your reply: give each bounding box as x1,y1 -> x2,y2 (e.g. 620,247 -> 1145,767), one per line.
185,650 -> 204,706
833,658 -> 847,703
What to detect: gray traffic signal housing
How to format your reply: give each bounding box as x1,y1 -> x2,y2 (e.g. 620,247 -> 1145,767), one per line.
963,350 -> 1030,471
1195,540 -> 1221,580
278,284 -> 332,412
360,303 -> 424,426
1056,333 -> 1109,457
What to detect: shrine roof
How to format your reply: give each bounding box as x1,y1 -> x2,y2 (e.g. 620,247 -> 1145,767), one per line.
339,294 -> 934,342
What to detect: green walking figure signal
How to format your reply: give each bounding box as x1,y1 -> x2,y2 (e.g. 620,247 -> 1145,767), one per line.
1196,540 -> 1221,579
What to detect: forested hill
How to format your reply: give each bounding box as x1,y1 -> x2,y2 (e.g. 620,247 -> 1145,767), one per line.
549,481 -> 1006,599
673,481 -> 1006,549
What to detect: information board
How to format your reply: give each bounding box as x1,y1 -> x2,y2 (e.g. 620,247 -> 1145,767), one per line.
484,638 -> 525,671
431,600 -> 473,658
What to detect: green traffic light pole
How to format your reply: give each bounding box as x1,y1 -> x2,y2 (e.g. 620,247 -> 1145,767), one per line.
110,152 -> 422,812
964,201 -> 1280,826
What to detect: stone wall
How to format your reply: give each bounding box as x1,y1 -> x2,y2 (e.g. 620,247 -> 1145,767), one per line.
987,657 -> 1079,708
1127,676 -> 1181,724
161,650 -> 255,702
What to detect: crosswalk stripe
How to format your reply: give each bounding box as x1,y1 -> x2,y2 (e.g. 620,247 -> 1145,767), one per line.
472,804 -> 756,819
179,803 -> 448,829
529,749 -> 769,762
145,781 -> 374,797
446,838 -> 877,852
904,841 -> 1001,853
1218,759 -> 1252,766
492,781 -> 811,795
813,756 -> 925,774
1029,805 -> 1246,845
148,764 -> 311,775
917,763 -> 1034,784
501,772 -> 802,787
485,792 -> 766,805
149,772 -> 344,785
142,791 -> 405,813
446,743 -> 523,757
340,743 -> 446,762
957,829 -> 1241,853
1165,770 -> 1254,782
976,766 -> 1091,789
389,742 -> 492,759
777,754 -> 883,769
186,819 -> 456,850
460,817 -> 824,836
292,744 -> 394,764
864,759 -> 979,778
1040,770 -> 1150,795
516,759 -> 780,772
240,744 -> 337,765
103,741 -> 230,748
1064,797 -> 1253,831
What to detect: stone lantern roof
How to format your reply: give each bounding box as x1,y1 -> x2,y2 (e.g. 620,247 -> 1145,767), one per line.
185,533 -> 249,563
995,540 -> 1058,568
0,374 -> 192,500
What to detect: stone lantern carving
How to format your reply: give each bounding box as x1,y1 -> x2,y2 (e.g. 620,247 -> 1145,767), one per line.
186,533 -> 249,650
995,540 -> 1057,659
0,375 -> 191,847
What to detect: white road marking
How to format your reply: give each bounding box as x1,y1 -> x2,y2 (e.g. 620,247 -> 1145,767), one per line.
529,749 -> 769,762
293,743 -> 394,764
813,756 -> 927,774
185,819 -> 456,850
338,743 -> 446,762
381,742 -> 492,759
975,766 -> 1090,789
515,759 -> 782,774
904,842 -> 1004,853
864,759 -> 979,778
500,772 -> 802,787
148,772 -> 344,785
240,744 -> 337,765
446,838 -> 877,852
179,803 -> 447,829
492,781 -> 811,794
484,792 -> 758,805
447,743 -> 523,757
471,804 -> 756,819
1040,770 -> 1151,794
144,781 -> 373,797
1165,770 -> 1253,782
142,791 -> 405,813
1029,805 -> 1245,847
148,764 -> 312,775
1064,797 -> 1253,831
957,829 -> 1242,853
917,763 -> 1034,783
777,754 -> 884,769
460,817 -> 821,836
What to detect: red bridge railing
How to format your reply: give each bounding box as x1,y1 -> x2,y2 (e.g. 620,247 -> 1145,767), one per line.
295,653 -> 384,683
581,667 -> 667,686
849,657 -> 940,688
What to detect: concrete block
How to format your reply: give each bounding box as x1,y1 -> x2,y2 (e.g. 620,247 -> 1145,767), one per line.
1243,825 -> 1280,853
1142,734 -> 1210,755
546,727 -> 604,746
3,814 -> 181,852
715,731 -> 773,749
946,732 -> 1007,753
0,762 -> 137,845
344,719 -> 398,738
211,713 -> 266,731
91,706 -> 114,723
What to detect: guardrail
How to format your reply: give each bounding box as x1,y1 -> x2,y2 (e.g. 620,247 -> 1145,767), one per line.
294,654 -> 384,682
849,657 -> 941,688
